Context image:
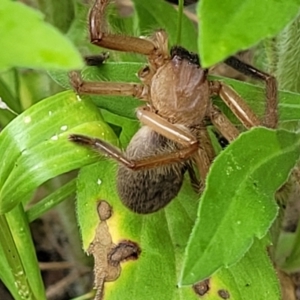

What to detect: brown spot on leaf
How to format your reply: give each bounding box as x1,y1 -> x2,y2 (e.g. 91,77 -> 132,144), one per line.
97,200 -> 112,221
193,279 -> 210,296
88,201 -> 140,300
218,289 -> 230,299
109,240 -> 141,267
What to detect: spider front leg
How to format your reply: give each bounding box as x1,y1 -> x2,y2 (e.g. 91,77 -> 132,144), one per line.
70,107 -> 213,178
69,133 -> 198,169
89,0 -> 156,55
70,108 -> 199,170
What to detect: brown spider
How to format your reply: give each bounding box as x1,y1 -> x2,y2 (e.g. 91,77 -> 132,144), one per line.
69,0 -> 278,214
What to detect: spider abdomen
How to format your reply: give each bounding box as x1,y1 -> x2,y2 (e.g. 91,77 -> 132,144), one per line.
117,126 -> 186,213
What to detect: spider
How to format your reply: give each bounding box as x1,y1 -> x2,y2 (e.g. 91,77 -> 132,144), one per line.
69,0 -> 278,214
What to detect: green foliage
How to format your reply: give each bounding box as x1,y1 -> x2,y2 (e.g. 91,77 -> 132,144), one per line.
0,0 -> 300,299
198,0 -> 300,67
180,128 -> 300,284
0,1 -> 83,70
77,161 -> 200,300
0,91 -> 118,214
0,91 -> 118,299
190,238 -> 280,300
132,0 -> 197,50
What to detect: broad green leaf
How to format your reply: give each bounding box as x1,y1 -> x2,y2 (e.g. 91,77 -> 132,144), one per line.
0,1 -> 83,70
198,0 -> 300,67
180,128 -> 300,284
0,90 -> 117,213
196,238 -> 280,300
132,0 -> 197,50
76,160 -> 201,299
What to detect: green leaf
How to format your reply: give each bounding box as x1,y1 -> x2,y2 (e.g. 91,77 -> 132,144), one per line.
0,1 -> 83,70
180,128 -> 300,284
26,179 -> 77,222
198,238 -> 280,300
0,205 -> 46,300
0,90 -> 119,298
101,109 -> 140,146
132,0 -> 197,50
0,90 -> 117,213
198,0 -> 300,67
76,159 -> 201,299
275,14 -> 300,92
